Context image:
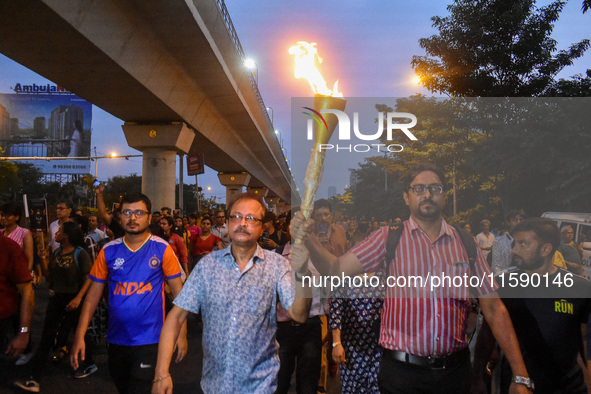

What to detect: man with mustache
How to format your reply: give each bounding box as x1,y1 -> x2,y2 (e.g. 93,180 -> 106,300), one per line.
153,193 -> 312,393
292,163 -> 532,393
70,193 -> 186,393
474,218 -> 591,393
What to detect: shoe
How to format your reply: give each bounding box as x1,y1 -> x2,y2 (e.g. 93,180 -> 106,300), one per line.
51,347 -> 68,363
74,363 -> 98,379
15,352 -> 34,366
14,377 -> 40,392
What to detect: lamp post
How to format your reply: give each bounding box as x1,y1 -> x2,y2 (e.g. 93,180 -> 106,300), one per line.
266,106 -> 274,124
274,129 -> 283,148
244,58 -> 258,85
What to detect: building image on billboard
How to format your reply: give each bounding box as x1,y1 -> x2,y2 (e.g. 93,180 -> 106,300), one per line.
0,93 -> 92,175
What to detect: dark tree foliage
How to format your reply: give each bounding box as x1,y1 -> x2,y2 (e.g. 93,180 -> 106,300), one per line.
348,159 -> 407,222
412,0 -> 590,97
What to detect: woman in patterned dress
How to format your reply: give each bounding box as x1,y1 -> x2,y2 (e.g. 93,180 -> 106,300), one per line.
330,272 -> 384,393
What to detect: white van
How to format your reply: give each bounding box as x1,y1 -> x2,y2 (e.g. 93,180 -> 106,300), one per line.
541,212 -> 591,279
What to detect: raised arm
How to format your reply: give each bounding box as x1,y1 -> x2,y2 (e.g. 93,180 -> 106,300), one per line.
95,184 -> 112,226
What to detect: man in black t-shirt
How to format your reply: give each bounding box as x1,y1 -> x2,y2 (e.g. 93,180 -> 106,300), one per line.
474,218 -> 591,393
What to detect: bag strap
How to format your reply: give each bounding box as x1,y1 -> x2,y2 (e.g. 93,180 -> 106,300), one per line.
54,246 -> 82,270
385,224 -> 404,275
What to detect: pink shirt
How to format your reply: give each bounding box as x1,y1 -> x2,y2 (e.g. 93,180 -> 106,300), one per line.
1,225 -> 30,248
351,217 -> 496,356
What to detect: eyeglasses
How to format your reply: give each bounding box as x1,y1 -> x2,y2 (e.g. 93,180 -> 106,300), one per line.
228,214 -> 262,225
408,184 -> 444,195
121,209 -> 149,217
216,215 -> 225,219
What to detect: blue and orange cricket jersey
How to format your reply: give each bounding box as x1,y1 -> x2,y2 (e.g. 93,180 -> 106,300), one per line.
89,235 -> 181,346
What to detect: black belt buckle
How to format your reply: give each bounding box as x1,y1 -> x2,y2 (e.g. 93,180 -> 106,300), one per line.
427,355 -> 445,370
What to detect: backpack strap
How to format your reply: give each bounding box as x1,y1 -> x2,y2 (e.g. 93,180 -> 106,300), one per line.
453,226 -> 479,298
385,224 -> 404,275
74,246 -> 82,269
54,246 -> 82,270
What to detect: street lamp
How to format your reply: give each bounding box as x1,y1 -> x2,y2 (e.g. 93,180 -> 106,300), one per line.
266,106 -> 274,124
274,129 -> 283,148
244,58 -> 258,85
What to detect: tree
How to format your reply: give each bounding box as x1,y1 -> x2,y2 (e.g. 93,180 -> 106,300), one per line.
545,70 -> 591,96
347,159 -> 407,221
373,96 -> 498,221
0,161 -> 21,201
102,174 -> 142,208
412,0 -> 590,97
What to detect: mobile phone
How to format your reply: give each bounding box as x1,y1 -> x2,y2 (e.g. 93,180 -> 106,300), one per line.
316,223 -> 329,235
262,232 -> 268,239
93,180 -> 101,188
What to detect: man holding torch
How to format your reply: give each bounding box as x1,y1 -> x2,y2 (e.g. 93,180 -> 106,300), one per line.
292,163 -> 533,393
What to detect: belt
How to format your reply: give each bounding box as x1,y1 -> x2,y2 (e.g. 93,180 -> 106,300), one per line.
277,315 -> 321,327
383,347 -> 469,370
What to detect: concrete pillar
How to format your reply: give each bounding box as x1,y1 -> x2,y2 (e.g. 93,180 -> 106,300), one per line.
246,186 -> 269,199
276,199 -> 286,215
122,123 -> 195,212
264,195 -> 278,213
218,172 -> 251,206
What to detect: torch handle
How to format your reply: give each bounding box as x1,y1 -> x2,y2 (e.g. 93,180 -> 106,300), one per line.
298,145 -> 326,224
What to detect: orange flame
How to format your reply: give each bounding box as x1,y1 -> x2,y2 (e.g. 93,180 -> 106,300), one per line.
289,41 -> 343,97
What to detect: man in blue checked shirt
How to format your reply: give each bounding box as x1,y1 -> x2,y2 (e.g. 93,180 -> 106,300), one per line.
153,193 -> 312,394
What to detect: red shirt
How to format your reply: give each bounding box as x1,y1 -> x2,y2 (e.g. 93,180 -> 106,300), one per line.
167,233 -> 188,264
0,235 -> 33,319
192,234 -> 222,256
351,217 -> 496,356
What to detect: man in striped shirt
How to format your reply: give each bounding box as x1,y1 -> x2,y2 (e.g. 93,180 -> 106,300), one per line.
293,163 -> 532,393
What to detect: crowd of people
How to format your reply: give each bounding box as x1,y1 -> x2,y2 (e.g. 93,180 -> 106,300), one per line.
1,162 -> 590,394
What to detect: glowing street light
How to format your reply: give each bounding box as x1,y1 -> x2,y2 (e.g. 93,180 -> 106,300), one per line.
110,152 -> 117,158
274,129 -> 283,148
244,58 -> 258,85
266,106 -> 274,124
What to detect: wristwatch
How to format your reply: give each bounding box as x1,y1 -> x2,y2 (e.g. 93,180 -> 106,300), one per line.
512,376 -> 534,391
332,341 -> 341,348
20,327 -> 29,334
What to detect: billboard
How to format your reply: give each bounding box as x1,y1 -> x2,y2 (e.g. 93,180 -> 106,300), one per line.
0,93 -> 92,174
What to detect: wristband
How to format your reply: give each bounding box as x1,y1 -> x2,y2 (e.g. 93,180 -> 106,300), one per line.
511,376 -> 534,391
20,327 -> 29,333
153,374 -> 171,383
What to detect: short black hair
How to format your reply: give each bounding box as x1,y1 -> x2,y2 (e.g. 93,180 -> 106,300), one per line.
313,199 -> 332,213
61,221 -> 85,248
1,202 -> 23,222
402,163 -> 446,190
121,193 -> 152,214
506,209 -> 526,222
57,199 -> 74,210
159,215 -> 174,226
511,218 -> 560,255
263,212 -> 277,224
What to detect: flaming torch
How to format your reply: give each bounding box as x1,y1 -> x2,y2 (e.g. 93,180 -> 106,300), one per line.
289,41 -> 347,225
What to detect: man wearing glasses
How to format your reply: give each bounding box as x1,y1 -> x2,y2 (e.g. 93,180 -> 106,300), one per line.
70,193 -> 186,393
153,193 -> 312,393
49,199 -> 73,253
211,210 -> 230,248
292,163 -> 532,393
